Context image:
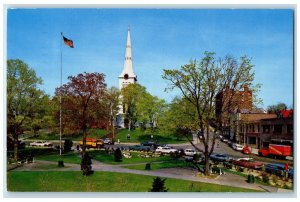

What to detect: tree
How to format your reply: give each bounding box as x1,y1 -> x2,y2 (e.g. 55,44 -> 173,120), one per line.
149,177 -> 168,192
159,97 -> 197,139
121,83 -> 148,130
81,152 -> 92,176
162,52 -> 259,175
114,148 -> 122,162
121,83 -> 166,131
101,87 -> 120,138
7,59 -> 48,162
55,72 -> 106,157
64,139 -> 73,153
267,102 -> 287,113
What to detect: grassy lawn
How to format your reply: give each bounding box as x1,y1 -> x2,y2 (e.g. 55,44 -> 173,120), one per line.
7,171 -> 261,192
88,150 -> 172,165
116,128 -> 188,144
123,161 -> 192,170
35,152 -> 81,164
25,128 -> 189,144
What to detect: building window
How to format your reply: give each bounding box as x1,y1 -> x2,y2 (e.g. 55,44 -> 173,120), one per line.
274,124 -> 283,134
262,125 -> 270,133
248,137 -> 256,144
287,124 -> 293,134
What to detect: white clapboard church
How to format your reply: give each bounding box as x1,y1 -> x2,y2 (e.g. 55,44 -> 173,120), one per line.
116,26 -> 137,128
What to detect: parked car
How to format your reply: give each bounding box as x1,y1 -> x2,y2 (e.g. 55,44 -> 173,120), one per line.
210,153 -> 232,162
29,141 -> 53,147
222,138 -> 229,143
265,163 -> 293,178
184,149 -> 197,156
242,145 -> 252,154
103,138 -> 114,145
129,145 -> 151,151
155,146 -> 178,154
141,141 -> 159,149
227,141 -> 233,147
232,143 -> 244,151
232,158 -> 264,169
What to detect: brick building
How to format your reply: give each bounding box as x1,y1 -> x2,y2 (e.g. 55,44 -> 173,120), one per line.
216,85 -> 253,139
235,109 -> 293,151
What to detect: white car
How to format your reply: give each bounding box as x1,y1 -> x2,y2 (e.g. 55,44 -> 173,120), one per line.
184,149 -> 197,156
155,146 -> 178,154
232,143 -> 244,151
30,141 -> 53,147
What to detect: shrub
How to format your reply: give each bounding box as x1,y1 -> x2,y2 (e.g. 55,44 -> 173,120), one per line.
114,148 -> 122,162
145,163 -> 151,170
262,173 -> 270,184
58,160 -> 64,167
64,139 -> 73,153
170,151 -> 180,159
81,153 -> 93,176
149,177 -> 168,192
223,162 -> 233,169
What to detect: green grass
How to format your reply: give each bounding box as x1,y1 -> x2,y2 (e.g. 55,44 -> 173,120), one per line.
123,161 -> 192,170
25,127 -> 189,144
116,128 -> 188,144
35,152 -> 81,164
88,150 -> 172,165
7,171 -> 262,192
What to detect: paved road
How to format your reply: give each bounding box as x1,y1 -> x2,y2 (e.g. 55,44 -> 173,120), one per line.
12,159 -> 285,193
23,139 -> 293,165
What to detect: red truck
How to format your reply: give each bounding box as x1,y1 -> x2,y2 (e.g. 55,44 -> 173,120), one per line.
258,144 -> 291,158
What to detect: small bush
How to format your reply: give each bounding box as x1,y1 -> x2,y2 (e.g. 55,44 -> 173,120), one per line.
114,148 -> 122,162
64,139 -> 73,153
170,151 -> 180,159
81,153 -> 93,176
262,173 -> 270,184
58,160 -> 64,167
145,163 -> 151,170
149,177 -> 168,192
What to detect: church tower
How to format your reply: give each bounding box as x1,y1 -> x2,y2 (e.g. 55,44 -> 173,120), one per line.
117,26 -> 137,128
118,25 -> 137,89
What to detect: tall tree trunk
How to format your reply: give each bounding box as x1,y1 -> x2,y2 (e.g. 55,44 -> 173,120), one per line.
13,134 -> 18,163
204,145 -> 210,176
112,116 -> 115,139
82,129 -> 87,157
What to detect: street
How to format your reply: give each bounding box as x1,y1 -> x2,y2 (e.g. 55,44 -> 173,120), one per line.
23,138 -> 293,166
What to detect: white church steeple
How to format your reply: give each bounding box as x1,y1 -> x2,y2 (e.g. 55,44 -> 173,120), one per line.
119,25 -> 137,90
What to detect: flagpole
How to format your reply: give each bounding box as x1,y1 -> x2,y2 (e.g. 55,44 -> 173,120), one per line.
60,32 -> 63,156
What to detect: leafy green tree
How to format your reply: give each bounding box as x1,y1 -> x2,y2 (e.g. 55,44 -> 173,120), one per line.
7,59 -> 48,162
267,102 -> 287,113
149,177 -> 168,192
101,87 -> 120,138
162,52 -> 259,175
121,83 -> 166,131
121,83 -> 148,130
159,97 -> 197,139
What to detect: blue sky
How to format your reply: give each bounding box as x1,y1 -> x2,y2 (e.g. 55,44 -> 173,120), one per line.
7,9 -> 294,108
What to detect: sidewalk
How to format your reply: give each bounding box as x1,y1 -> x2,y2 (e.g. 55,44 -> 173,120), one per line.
11,159 -> 286,192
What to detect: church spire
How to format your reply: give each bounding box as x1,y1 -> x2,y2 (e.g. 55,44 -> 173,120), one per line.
119,25 -> 136,79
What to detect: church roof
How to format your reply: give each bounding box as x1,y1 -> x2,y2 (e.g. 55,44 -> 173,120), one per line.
119,26 -> 136,78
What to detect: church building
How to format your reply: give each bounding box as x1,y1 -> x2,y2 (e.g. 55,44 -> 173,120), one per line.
116,26 -> 137,128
